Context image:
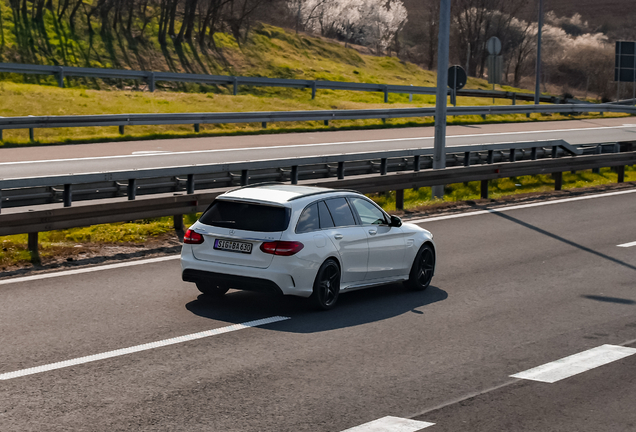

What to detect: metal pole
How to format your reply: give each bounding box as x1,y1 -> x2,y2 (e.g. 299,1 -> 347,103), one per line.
433,0 -> 451,199
617,42 -> 622,102
534,0 -> 544,105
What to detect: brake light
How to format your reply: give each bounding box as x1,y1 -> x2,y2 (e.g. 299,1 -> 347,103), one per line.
260,241 -> 304,256
184,229 -> 204,244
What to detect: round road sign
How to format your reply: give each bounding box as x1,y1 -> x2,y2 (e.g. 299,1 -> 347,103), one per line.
487,36 -> 502,55
447,66 -> 467,90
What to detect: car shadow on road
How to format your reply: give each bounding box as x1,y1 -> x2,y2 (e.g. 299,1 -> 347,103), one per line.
185,283 -> 448,333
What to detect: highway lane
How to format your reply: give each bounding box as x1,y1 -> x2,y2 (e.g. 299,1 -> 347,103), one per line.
1,189 -> 635,431
2,117 -> 636,179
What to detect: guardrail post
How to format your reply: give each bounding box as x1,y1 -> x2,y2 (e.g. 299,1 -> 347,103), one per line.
29,128 -> 34,142
481,114 -> 486,120
1,129 -> 3,141
28,232 -> 41,265
241,170 -> 249,186
119,125 -> 125,135
312,81 -> 317,99
380,158 -> 388,175
63,184 -> 72,207
324,120 -> 329,126
56,67 -> 65,88
174,215 -> 185,242
194,124 -> 200,132
396,189 -> 404,210
464,151 -> 471,167
414,155 -> 421,172
383,86 -> 389,103
617,165 -> 626,183
291,166 -> 299,184
512,93 -> 516,105
593,146 -> 602,173
127,179 -> 137,200
554,172 -> 563,190
551,146 -> 558,158
509,148 -> 516,162
186,174 -> 195,194
261,122 -> 267,129
233,77 -> 238,96
148,72 -> 155,92
531,147 -> 538,160
337,161 -> 345,179
487,150 -> 494,164
480,180 -> 488,199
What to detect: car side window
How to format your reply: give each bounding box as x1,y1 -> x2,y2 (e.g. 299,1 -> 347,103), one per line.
324,198 -> 356,227
318,200 -> 335,229
296,203 -> 319,233
349,197 -> 387,225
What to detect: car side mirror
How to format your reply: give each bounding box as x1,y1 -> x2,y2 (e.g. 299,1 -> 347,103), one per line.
390,215 -> 402,227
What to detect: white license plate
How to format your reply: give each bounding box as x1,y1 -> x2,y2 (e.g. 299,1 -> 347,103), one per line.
214,239 -> 253,254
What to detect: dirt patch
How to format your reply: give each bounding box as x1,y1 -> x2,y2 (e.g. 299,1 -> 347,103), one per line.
1,181 -> 634,281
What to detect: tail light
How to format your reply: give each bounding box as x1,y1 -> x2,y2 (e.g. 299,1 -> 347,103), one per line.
260,241 -> 304,256
184,229 -> 204,244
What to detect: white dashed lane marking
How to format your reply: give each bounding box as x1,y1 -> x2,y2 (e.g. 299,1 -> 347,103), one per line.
341,416 -> 434,431
0,316 -> 290,381
617,241 -> 636,248
510,344 -> 636,383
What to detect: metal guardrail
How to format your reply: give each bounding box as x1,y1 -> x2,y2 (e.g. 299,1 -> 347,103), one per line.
0,62 -> 554,103
0,140 -> 581,210
1,151 -> 634,239
0,104 -> 633,140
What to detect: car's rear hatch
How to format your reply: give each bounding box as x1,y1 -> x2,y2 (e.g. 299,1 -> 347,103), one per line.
190,199 -> 290,269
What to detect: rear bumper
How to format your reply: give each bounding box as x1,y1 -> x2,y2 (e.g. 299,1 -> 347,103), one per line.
180,244 -> 318,297
182,269 -> 283,295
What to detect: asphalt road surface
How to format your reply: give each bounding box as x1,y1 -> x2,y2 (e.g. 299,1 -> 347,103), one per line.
1,189 -> 635,431
2,118 -> 636,179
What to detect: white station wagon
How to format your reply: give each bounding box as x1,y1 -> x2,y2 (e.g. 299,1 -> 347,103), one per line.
181,184 -> 436,310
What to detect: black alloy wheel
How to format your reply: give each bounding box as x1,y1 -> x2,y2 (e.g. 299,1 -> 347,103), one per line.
406,244 -> 435,291
311,259 -> 341,310
195,281 -> 230,297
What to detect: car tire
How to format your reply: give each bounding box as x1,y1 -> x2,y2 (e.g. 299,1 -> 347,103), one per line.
310,259 -> 341,310
195,281 -> 230,297
405,243 -> 435,291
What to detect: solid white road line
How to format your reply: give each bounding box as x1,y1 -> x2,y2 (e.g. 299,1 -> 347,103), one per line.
0,255 -> 180,286
0,316 -> 290,381
510,344 -> 636,383
2,124 -> 634,166
617,241 -> 636,248
341,416 -> 434,432
408,189 -> 636,225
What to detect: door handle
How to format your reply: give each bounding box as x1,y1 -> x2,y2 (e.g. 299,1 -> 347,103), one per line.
368,229 -> 377,235
334,234 -> 343,240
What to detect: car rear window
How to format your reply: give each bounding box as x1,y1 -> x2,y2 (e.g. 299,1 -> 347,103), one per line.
325,198 -> 356,227
199,200 -> 290,232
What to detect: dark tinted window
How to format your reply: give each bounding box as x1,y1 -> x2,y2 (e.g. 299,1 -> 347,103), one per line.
325,198 -> 356,227
200,200 -> 289,232
318,201 -> 335,229
296,203 -> 319,233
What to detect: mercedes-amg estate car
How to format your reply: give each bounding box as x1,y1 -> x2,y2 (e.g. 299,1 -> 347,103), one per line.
181,184 -> 436,309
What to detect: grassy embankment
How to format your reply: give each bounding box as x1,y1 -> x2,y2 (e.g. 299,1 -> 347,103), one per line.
0,11 -> 633,268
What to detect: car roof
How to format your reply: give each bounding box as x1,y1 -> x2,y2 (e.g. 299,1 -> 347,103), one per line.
219,184 -> 354,205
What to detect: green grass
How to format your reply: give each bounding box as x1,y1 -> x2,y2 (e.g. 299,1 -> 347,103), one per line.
0,79 -> 627,146
0,214 -> 199,269
370,167 -> 636,211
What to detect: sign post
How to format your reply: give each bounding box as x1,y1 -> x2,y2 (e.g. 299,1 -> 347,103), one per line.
432,0 -> 451,199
